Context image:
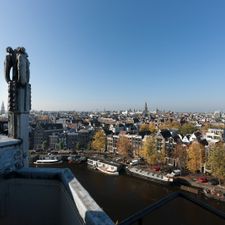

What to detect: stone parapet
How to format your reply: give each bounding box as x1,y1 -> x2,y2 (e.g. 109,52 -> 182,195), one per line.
0,135 -> 22,174
17,167 -> 115,225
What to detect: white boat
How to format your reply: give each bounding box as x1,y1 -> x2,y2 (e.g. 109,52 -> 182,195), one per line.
34,155 -> 63,165
87,158 -> 98,167
87,158 -> 121,175
34,159 -> 63,165
126,166 -> 173,184
96,165 -> 119,175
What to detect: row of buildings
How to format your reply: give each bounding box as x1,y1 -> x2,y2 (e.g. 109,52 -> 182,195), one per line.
29,122 -> 91,150
1,106 -> 225,154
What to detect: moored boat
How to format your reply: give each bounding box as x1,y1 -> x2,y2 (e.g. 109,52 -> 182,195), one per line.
126,166 -> 173,185
203,188 -> 225,202
34,155 -> 63,165
87,158 -> 122,175
68,155 -> 86,164
97,166 -> 119,175
34,159 -> 63,165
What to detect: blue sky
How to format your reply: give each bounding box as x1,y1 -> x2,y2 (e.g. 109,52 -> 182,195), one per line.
0,0 -> 225,112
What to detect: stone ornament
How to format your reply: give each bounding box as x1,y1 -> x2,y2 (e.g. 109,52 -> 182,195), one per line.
4,47 -> 30,86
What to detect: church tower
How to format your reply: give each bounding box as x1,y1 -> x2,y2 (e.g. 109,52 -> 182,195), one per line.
0,101 -> 5,114
143,102 -> 149,116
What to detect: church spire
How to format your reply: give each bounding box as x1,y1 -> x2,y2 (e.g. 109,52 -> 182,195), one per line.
1,101 -> 5,115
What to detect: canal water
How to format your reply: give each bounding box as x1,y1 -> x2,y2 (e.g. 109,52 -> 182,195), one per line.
33,163 -> 225,224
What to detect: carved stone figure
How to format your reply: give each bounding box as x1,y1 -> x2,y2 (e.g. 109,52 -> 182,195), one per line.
4,46 -> 30,86
16,47 -> 30,86
4,47 -> 17,83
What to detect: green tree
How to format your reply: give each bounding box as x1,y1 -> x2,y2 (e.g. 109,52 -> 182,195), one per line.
42,140 -> 48,151
91,130 -> 106,152
179,123 -> 197,136
207,143 -> 225,184
59,141 -> 64,150
55,143 -> 60,151
187,141 -> 205,173
75,142 -> 80,150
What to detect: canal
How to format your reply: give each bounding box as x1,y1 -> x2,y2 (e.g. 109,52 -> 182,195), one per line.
33,163 -> 225,224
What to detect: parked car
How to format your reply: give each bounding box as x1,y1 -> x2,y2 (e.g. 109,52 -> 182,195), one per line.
171,169 -> 181,176
208,178 -> 219,185
130,159 -> 140,166
197,177 -> 208,183
153,166 -> 160,171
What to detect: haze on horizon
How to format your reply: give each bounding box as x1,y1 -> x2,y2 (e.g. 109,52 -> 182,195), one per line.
0,0 -> 225,113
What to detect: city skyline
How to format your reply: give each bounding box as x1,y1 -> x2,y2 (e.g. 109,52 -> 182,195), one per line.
1,0 -> 225,112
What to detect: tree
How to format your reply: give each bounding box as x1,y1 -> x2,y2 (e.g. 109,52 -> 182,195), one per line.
149,122 -> 157,133
207,143 -> 225,184
117,135 -> 132,156
42,140 -> 48,151
187,141 -> 205,173
159,121 -> 180,130
55,143 -> 60,151
179,123 -> 197,136
139,136 -> 163,165
59,141 -> 64,150
139,123 -> 149,132
173,143 -> 187,171
75,142 -> 80,150
91,130 -> 106,152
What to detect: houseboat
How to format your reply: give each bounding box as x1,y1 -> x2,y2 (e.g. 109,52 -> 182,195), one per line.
67,155 -> 86,164
203,188 -> 225,202
126,166 -> 173,185
87,158 -> 122,175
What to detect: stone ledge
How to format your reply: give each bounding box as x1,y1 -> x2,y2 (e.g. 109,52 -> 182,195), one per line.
0,135 -> 21,148
16,167 -> 114,225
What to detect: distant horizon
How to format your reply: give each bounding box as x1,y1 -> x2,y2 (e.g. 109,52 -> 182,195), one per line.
0,99 -> 224,114
1,1 -> 225,112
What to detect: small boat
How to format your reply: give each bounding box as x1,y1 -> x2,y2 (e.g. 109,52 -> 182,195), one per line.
203,188 -> 225,202
34,159 -> 63,165
87,158 -> 121,175
96,165 -> 119,175
34,155 -> 63,165
67,155 -> 86,164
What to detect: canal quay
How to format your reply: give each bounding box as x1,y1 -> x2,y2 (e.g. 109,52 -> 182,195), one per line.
32,161 -> 225,225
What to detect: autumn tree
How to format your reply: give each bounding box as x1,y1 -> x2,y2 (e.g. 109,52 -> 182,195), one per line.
159,121 -> 180,130
173,143 -> 187,171
139,123 -> 150,132
117,135 -> 132,157
187,141 -> 205,173
149,122 -> 157,133
91,130 -> 106,152
139,136 -> 163,165
207,143 -> 225,184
